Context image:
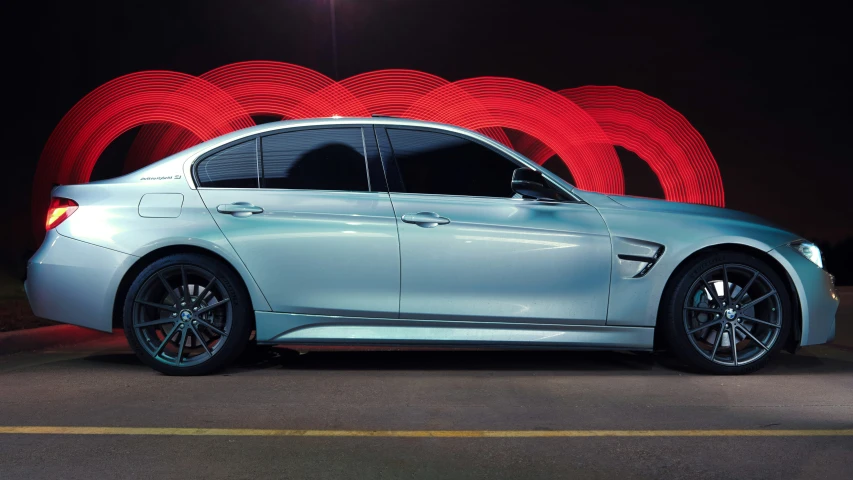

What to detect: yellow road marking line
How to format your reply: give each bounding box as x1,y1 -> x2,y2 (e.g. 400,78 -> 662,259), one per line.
0,427 -> 852,437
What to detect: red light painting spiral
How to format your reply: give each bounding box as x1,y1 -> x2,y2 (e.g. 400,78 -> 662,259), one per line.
34,61 -> 724,238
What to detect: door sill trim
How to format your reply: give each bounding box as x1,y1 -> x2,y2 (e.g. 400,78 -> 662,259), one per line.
255,311 -> 653,350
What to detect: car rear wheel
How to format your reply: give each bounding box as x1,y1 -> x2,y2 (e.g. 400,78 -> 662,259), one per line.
122,253 -> 253,376
661,251 -> 791,375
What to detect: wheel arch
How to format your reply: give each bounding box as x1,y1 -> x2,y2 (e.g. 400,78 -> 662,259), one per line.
112,244 -> 264,329
654,243 -> 801,353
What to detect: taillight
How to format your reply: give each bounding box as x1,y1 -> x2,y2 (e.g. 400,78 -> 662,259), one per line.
45,197 -> 78,231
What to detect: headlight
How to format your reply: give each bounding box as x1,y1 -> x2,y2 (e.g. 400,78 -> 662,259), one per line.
790,241 -> 823,269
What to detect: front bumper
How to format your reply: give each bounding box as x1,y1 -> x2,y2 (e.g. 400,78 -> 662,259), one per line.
769,245 -> 838,346
25,230 -> 136,332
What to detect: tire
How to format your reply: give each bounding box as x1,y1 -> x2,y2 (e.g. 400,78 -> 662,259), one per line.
122,253 -> 253,376
660,251 -> 791,375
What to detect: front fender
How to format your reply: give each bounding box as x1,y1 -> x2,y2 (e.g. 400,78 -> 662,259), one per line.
596,202 -> 799,327
768,246 -> 838,346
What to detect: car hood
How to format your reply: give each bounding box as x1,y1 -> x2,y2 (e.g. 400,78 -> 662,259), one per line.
605,194 -> 783,229
571,190 -> 802,250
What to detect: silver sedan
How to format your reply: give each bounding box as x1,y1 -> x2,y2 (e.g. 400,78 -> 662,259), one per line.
25,117 -> 838,375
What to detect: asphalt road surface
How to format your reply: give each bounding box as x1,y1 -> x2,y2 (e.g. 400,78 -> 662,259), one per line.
1,290 -> 851,479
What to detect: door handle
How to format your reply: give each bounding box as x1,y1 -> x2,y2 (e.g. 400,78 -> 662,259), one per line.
217,202 -> 264,217
401,212 -> 450,228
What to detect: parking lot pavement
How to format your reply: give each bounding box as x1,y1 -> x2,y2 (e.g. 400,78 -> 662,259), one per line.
0,342 -> 851,479
0,291 -> 850,479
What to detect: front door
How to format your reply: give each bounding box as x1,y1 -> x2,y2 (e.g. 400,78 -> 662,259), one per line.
195,126 -> 400,318
379,126 -> 611,325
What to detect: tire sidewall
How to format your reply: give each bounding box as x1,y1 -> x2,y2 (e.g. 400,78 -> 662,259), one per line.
662,251 -> 792,374
122,253 -> 253,376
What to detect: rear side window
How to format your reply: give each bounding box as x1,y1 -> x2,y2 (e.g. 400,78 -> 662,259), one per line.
196,139 -> 258,188
386,128 -> 518,198
261,128 -> 369,191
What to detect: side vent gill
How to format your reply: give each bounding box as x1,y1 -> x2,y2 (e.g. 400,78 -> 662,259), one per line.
613,237 -> 665,278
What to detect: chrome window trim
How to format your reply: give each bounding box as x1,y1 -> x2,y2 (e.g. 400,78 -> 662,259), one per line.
194,186 -> 388,197
182,117 -> 581,202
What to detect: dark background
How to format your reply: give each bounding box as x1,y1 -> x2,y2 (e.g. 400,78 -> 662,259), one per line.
1,0 -> 850,280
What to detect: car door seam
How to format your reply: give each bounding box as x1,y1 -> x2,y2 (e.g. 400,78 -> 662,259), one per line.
194,189 -> 274,311
590,205 -> 615,326
385,192 -> 403,319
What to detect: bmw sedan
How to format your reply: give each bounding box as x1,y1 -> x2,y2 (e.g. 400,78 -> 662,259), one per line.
25,117 -> 838,375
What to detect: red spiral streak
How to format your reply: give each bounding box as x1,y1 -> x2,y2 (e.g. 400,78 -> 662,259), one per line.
33,64 -> 724,240
559,86 -> 723,206
33,71 -> 253,238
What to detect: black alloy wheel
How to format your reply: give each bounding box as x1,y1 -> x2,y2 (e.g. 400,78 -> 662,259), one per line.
123,253 -> 252,375
662,251 -> 791,374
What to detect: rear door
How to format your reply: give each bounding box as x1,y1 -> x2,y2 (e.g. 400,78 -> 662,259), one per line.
195,125 -> 400,318
377,126 -> 612,325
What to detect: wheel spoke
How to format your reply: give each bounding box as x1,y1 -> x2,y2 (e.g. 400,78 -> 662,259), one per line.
734,271 -> 759,304
158,272 -> 176,304
153,323 -> 180,357
175,327 -> 188,365
700,275 -> 718,302
181,265 -> 190,305
687,318 -> 724,335
196,318 -> 227,337
735,323 -> 770,351
196,298 -> 230,315
740,315 -> 781,329
741,290 -> 776,310
722,265 -> 731,302
685,306 -> 722,314
136,318 -> 177,328
192,277 -> 217,308
134,299 -> 178,313
190,324 -> 212,356
731,327 -> 739,366
710,324 -> 726,361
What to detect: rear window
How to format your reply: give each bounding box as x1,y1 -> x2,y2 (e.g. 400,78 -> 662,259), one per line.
260,128 -> 369,191
195,139 -> 258,188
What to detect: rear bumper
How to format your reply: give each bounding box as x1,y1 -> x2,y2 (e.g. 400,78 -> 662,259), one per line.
769,245 -> 838,346
25,230 -> 136,332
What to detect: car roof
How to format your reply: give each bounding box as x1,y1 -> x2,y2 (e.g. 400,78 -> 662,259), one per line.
169,116 -> 514,169
202,116 -> 483,143
132,117 -> 480,175
124,116 -> 577,197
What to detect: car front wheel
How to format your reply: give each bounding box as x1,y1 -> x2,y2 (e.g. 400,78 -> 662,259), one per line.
122,253 -> 253,376
661,251 -> 791,375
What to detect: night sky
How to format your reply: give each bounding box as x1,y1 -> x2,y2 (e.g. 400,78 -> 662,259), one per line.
2,0 -> 851,268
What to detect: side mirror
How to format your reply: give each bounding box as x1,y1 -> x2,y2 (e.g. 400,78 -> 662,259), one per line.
511,168 -> 559,200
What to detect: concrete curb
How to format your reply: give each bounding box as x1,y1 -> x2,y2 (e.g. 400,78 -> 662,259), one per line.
0,325 -> 112,356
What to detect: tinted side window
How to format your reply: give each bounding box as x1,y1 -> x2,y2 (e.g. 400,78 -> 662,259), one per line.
261,128 -> 369,191
387,129 -> 518,197
196,139 -> 258,188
